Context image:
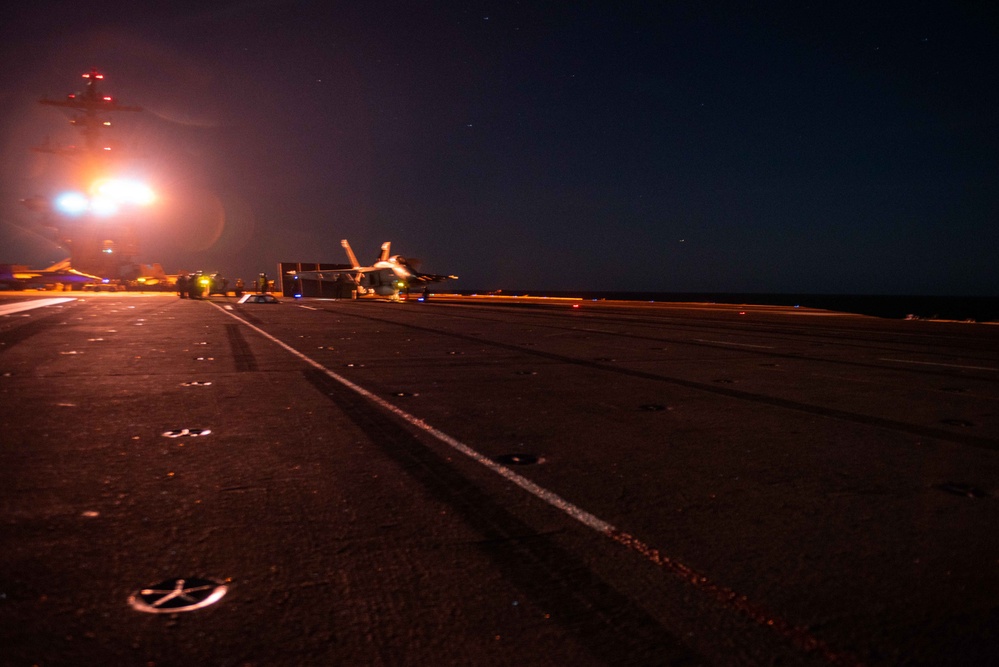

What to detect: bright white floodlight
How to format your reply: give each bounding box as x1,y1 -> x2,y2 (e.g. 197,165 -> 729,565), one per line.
94,178 -> 156,206
54,191 -> 89,215
52,179 -> 156,217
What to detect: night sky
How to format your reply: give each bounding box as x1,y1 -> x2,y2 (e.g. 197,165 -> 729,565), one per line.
1,2 -> 996,295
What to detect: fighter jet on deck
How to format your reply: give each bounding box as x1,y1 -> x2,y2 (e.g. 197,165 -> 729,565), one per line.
0,259 -> 101,290
290,240 -> 458,300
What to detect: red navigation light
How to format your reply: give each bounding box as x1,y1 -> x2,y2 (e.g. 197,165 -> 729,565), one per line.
67,93 -> 76,99
103,96 -> 112,101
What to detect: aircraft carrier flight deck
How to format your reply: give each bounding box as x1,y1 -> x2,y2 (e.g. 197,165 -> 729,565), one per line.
2,292 -> 998,666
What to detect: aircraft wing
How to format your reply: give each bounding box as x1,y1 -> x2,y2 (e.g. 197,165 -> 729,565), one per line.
409,272 -> 458,284
293,269 -> 370,281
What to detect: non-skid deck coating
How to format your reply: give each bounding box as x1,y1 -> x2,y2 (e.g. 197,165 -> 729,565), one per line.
2,292 -> 998,666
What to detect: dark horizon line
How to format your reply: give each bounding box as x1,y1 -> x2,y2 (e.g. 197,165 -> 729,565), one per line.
444,290 -> 999,322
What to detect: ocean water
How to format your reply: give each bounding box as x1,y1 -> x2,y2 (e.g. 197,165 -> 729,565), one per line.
470,292 -> 999,323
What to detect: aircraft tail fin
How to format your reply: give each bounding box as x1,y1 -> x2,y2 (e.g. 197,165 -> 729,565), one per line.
379,242 -> 391,263
43,258 -> 72,272
341,239 -> 361,269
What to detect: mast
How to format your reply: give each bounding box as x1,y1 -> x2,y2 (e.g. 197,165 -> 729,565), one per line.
32,69 -> 145,279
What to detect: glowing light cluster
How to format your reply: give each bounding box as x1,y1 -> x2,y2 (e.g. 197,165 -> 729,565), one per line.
93,178 -> 155,206
53,178 -> 156,217
54,192 -> 89,215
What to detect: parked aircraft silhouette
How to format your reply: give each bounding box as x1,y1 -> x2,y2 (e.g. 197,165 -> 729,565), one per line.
289,240 -> 457,300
